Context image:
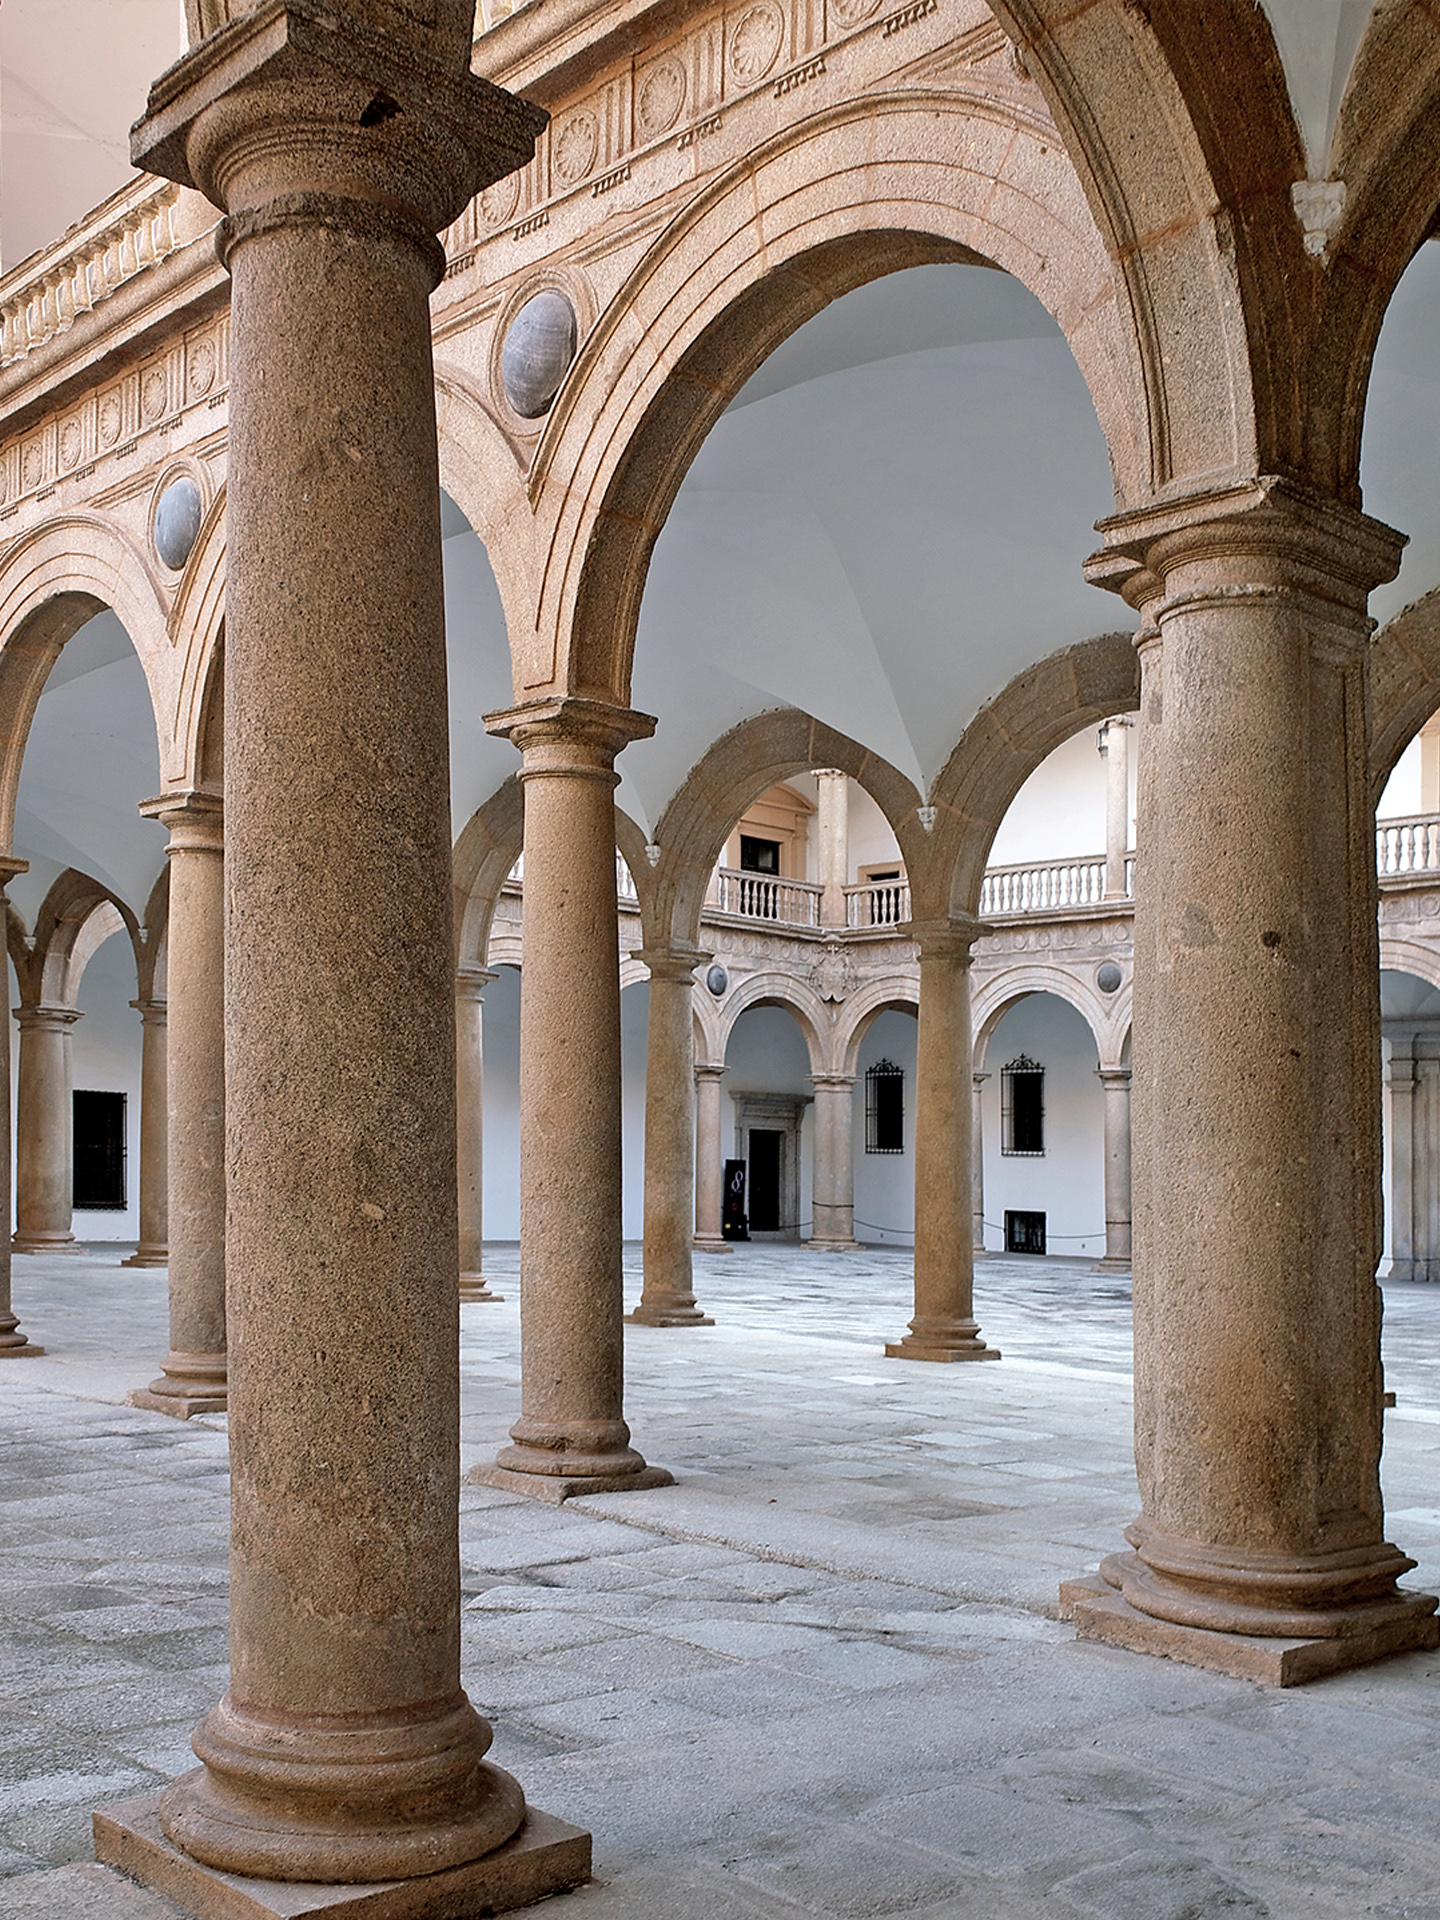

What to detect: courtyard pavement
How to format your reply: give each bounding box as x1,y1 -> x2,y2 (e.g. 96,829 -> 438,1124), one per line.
4,1245 -> 1440,1917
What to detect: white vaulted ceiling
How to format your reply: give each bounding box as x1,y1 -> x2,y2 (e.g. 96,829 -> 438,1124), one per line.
1256,0 -> 1375,175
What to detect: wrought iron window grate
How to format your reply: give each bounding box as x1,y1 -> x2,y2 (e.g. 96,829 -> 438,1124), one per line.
865,1058 -> 905,1154
1001,1055 -> 1045,1156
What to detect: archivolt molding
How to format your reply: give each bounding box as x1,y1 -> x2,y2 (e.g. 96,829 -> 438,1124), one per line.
1380,937 -> 1440,999
8,867 -> 145,1009
836,975 -> 920,1079
927,632 -> 1139,921
714,968 -> 832,1077
435,365 -> 539,655
648,707 -> 922,951
0,514 -> 170,852
524,87 -> 1141,702
1369,585 -> 1440,806
452,777 -> 525,971
971,961 -> 1121,1070
170,485 -> 227,790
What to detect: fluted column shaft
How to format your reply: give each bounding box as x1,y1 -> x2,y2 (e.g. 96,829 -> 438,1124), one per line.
477,699 -> 672,1498
120,5 -> 553,1888
631,948 -> 713,1326
0,863 -> 41,1354
887,922 -> 997,1360
1095,1067 -> 1132,1269
122,1000 -> 169,1268
808,1074 -> 859,1249
130,793 -> 227,1414
693,1063 -> 729,1251
1089,480 -> 1435,1666
457,968 -> 503,1303
13,1005 -> 82,1255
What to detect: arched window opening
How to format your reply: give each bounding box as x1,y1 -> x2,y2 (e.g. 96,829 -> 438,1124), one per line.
866,1058 -> 904,1155
1002,1055 -> 1045,1156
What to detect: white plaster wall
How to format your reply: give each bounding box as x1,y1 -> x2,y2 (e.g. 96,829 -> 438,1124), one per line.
847,781 -> 902,879
1379,736 -> 1423,819
987,721 -> 1138,868
479,964 -> 521,1241
977,991 -> 1105,1258
720,1004 -> 815,1235
69,924 -> 144,1245
851,1006 -> 918,1245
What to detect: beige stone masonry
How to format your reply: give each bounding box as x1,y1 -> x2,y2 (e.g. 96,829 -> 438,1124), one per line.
629,945 -> 715,1326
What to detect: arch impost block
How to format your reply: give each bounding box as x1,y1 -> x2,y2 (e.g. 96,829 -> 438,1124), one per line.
631,945 -> 711,984
908,914 -> 985,958
14,1003 -> 81,1031
131,0 -> 547,244
1090,474 -> 1407,605
140,788 -> 224,853
130,998 -> 169,1025
809,1072 -> 856,1091
0,854 -> 28,891
486,696 -> 656,770
455,966 -> 498,1001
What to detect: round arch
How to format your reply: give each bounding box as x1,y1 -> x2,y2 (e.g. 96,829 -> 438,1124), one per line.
526,89 -> 1143,704
8,867 -> 144,1008
169,485 -> 226,791
837,977 -> 920,1079
1369,585 -> 1440,806
972,966 -> 1120,1072
1379,940 -> 1440,999
0,515 -> 170,852
716,971 -> 830,1077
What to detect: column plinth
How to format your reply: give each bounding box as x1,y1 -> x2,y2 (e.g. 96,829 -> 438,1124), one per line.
94,11 -> 581,1905
122,1000 -> 169,1268
693,1063 -> 730,1252
1067,477 -> 1438,1682
629,947 -> 714,1326
0,860 -> 42,1354
129,793 -> 227,1418
1091,1065 -> 1132,1272
471,700 -> 674,1501
807,1073 -> 860,1250
457,968 -> 503,1303
13,1004 -> 86,1256
887,921 -> 998,1361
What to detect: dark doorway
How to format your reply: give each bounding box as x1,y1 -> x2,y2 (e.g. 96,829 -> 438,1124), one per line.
1005,1209 -> 1046,1254
748,1129 -> 783,1231
722,1158 -> 748,1240
73,1090 -> 126,1209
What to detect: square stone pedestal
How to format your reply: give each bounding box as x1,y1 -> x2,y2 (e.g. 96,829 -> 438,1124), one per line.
883,1342 -> 1000,1363
467,1462 -> 675,1504
0,1343 -> 45,1356
127,1388 -> 227,1420
1060,1573 -> 1440,1686
94,1796 -> 590,1920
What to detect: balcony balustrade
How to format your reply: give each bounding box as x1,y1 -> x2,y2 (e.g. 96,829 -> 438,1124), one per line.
845,878 -> 911,928
1377,814 -> 1440,878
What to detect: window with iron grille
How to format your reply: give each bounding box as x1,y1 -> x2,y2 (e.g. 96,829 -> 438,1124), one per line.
1001,1055 -> 1045,1156
865,1058 -> 904,1154
73,1090 -> 126,1209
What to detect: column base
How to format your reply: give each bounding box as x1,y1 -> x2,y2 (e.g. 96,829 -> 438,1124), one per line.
128,1353 -> 228,1419
94,1793 -> 590,1920
885,1335 -> 1000,1362
128,1387 -> 227,1419
13,1234 -> 87,1255
626,1304 -> 715,1327
1089,1256 -> 1132,1273
692,1236 -> 731,1253
0,1337 -> 44,1356
1060,1569 -> 1440,1686
123,1245 -> 170,1268
805,1237 -> 863,1253
458,1274 -> 505,1302
467,1461 -> 675,1505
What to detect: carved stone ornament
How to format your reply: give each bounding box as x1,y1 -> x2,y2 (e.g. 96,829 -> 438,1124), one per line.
729,2 -> 784,82
501,290 -> 579,419
480,170 -> 522,228
553,111 -> 599,184
830,0 -> 882,24
812,939 -> 857,1003
637,56 -> 687,135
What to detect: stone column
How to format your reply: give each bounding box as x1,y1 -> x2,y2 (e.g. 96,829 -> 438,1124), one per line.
0,860 -> 41,1354
630,947 -> 714,1325
129,792 -> 227,1417
1101,716 -> 1131,900
1093,1066 -> 1132,1271
1067,480 -> 1437,1684
476,698 -> 673,1498
457,968 -> 503,1303
12,1005 -> 84,1255
887,921 -> 998,1360
1387,1037 -> 1419,1281
693,1062 -> 729,1252
121,1000 -> 168,1268
971,1070 -> 988,1254
101,14 -> 584,1905
808,1073 -> 860,1249
816,768 -> 850,927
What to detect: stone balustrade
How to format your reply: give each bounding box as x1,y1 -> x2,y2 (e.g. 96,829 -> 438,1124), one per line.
712,867 -> 822,926
1378,814 -> 1440,878
979,853 -> 1134,916
0,178 -> 192,368
845,877 -> 911,927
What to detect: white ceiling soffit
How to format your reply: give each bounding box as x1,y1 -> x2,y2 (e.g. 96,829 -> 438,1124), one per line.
1257,0 -> 1375,176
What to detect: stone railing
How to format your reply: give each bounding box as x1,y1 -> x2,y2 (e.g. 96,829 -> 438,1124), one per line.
979,854 -> 1134,917
845,878 -> 911,928
0,178 -> 190,368
711,868 -> 822,927
1378,814 -> 1440,878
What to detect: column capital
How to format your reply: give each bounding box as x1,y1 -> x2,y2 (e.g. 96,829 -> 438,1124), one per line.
694,1061 -> 727,1083
141,788 -> 224,853
972,1070 -> 990,1088
14,1004 -> 80,1033
455,967 -> 498,1003
809,1073 -> 856,1091
130,998 -> 169,1026
908,915 -> 984,958
485,698 -> 656,772
1096,1065 -> 1132,1088
1085,475 -> 1406,617
132,1 -> 547,279
0,854 -> 28,892
632,946 -> 711,984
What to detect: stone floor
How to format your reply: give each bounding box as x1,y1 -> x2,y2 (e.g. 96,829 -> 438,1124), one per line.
5,1244 -> 1440,1918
